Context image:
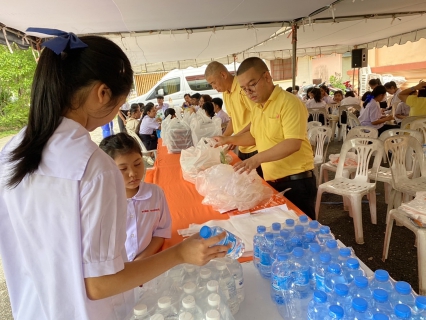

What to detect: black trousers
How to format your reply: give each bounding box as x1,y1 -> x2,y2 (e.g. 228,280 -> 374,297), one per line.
267,175 -> 317,220
139,133 -> 158,151
238,150 -> 264,178
378,124 -> 400,136
308,114 -> 326,125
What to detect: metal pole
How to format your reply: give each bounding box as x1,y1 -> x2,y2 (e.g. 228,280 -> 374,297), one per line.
291,23 -> 298,91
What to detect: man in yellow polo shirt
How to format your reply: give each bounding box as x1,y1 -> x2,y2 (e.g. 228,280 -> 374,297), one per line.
205,61 -> 263,177
214,57 -> 316,218
398,80 -> 426,116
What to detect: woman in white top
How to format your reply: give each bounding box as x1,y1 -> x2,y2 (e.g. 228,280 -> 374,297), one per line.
369,78 -> 388,110
320,85 -> 335,104
138,103 -> 161,151
306,88 -> 327,125
358,85 -> 397,135
0,32 -> 228,320
384,81 -> 402,115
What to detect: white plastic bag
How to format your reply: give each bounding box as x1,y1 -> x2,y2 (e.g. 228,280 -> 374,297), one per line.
161,115 -> 173,147
190,111 -> 222,146
164,118 -> 193,154
195,164 -> 274,212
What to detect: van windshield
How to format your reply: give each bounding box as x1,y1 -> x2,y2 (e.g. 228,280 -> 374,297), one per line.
186,75 -> 213,91
147,77 -> 181,100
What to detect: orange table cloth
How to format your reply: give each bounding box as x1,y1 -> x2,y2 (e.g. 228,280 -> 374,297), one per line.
148,141 -> 304,261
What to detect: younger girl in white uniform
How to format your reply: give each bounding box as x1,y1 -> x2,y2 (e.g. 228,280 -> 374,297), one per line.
139,103 -> 161,151
100,133 -> 172,262
0,30 -> 228,320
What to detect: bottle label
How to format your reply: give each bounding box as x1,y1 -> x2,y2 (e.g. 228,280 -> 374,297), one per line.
260,251 -> 271,265
272,274 -> 292,291
293,269 -> 310,286
254,246 -> 260,258
235,277 -> 244,290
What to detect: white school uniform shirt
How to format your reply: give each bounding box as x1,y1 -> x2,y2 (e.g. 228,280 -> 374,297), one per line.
358,99 -> 384,130
322,95 -> 335,104
306,99 -> 326,109
139,115 -> 160,135
395,102 -> 410,124
215,109 -> 230,124
0,118 -> 134,320
125,182 -> 172,261
341,96 -> 361,106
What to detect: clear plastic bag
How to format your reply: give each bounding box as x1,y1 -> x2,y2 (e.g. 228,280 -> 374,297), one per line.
190,111 -> 222,146
164,118 -> 193,154
195,164 -> 274,212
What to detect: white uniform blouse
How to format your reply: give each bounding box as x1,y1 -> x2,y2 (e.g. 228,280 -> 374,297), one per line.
0,118 -> 134,320
139,116 -> 160,135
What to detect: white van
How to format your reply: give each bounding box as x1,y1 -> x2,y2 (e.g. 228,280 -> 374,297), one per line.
129,63 -> 239,111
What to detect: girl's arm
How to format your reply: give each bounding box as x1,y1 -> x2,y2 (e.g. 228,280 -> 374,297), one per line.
399,81 -> 426,102
133,237 -> 165,260
371,114 -> 393,125
84,232 -> 229,300
117,110 -> 127,124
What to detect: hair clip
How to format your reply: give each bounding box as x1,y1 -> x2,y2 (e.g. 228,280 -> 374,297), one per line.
26,27 -> 88,55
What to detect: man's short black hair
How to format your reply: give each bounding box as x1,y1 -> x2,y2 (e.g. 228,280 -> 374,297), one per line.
156,95 -> 164,99
286,87 -> 293,93
191,93 -> 201,99
212,97 -> 223,108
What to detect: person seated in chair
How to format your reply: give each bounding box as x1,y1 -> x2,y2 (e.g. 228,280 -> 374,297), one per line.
306,88 -> 326,125
126,103 -> 141,133
137,103 -> 161,152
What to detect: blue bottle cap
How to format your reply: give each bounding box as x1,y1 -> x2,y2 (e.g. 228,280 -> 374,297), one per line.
375,269 -> 390,282
285,219 -> 295,227
416,296 -> 426,310
313,290 -> 327,303
352,297 -> 368,312
326,239 -> 338,249
274,238 -> 285,247
373,289 -> 388,303
346,258 -> 360,269
272,222 -> 281,231
200,226 -> 212,239
309,243 -> 321,253
304,231 -> 316,241
328,305 -> 344,319
354,276 -> 368,288
394,304 -> 411,318
299,215 -> 309,223
334,283 -> 349,296
294,225 -> 304,234
373,313 -> 389,320
320,252 -> 332,263
257,225 -> 266,233
292,247 -> 304,258
395,281 -> 411,295
276,253 -> 289,262
339,247 -> 351,257
265,232 -> 274,241
309,220 -> 319,229
279,229 -> 290,239
328,263 -> 341,274
320,226 -> 330,234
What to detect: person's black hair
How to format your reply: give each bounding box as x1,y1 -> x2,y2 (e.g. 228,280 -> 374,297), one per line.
368,78 -> 382,87
334,90 -> 343,97
363,85 -> 386,107
361,91 -> 371,101
99,132 -> 142,159
320,85 -> 329,95
143,103 -> 155,118
184,93 -> 191,98
202,101 -> 215,118
138,102 -> 145,108
384,81 -> 397,90
164,108 -> 176,118
306,87 -> 314,97
191,93 -> 201,99
294,85 -> 300,91
129,103 -> 140,116
311,88 -> 322,103
212,97 -> 223,108
418,87 -> 426,98
286,87 -> 293,93
345,91 -> 355,98
6,36 -> 133,188
156,95 -> 164,99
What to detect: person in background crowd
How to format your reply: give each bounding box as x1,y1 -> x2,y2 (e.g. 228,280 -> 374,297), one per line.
190,93 -> 201,111
384,81 -> 401,115
155,95 -> 169,113
286,86 -> 303,101
118,101 -> 130,132
369,78 -> 387,110
205,61 -> 262,177
164,108 -> 176,119
99,133 -> 172,262
125,103 -> 141,133
138,104 -> 161,152
320,85 -> 334,104
306,88 -> 326,125
304,87 -> 314,101
182,93 -> 191,109
332,90 -> 343,104
394,95 -> 413,125
199,94 -> 212,108
398,80 -> 426,116
359,85 -> 397,135
201,101 -> 216,119
214,57 -> 316,219
212,97 -> 230,124
138,102 -> 145,112
341,91 -> 361,106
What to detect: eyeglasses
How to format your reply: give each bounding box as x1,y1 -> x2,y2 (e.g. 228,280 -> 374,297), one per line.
240,72 -> 266,95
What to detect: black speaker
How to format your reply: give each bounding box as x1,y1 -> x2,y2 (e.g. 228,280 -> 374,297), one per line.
351,49 -> 368,68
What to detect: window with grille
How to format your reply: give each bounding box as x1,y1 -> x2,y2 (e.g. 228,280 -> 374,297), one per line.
270,58 -> 295,81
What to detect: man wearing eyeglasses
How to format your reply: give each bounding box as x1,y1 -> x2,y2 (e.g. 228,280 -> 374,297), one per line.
214,57 -> 316,219
205,61 -> 263,177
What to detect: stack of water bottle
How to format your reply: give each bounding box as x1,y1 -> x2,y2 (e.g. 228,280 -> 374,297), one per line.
253,215 -> 426,319
128,257 -> 244,320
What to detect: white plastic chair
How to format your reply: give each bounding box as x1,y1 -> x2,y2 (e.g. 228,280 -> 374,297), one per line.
384,135 -> 426,219
400,116 -> 426,130
308,126 -> 333,186
347,112 -> 361,129
326,103 -> 340,141
307,121 -> 322,131
316,137 -> 384,244
338,104 -> 362,141
382,208 -> 426,295
127,129 -> 157,166
410,118 -> 426,145
308,108 -> 329,126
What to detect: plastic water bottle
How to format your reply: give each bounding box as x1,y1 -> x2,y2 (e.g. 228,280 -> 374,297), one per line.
197,268 -> 213,289
308,290 -> 329,320
324,263 -> 348,293
205,293 -> 230,320
279,229 -> 291,252
303,231 -> 317,249
325,240 -> 340,261
198,280 -> 220,305
272,222 -> 282,238
337,248 -> 352,268
133,303 -> 151,319
259,232 -> 274,279
330,283 -> 352,314
307,243 -> 322,289
391,304 -> 412,319
270,237 -> 287,266
349,297 -> 373,319
214,261 -> 239,315
150,314 -> 165,320
373,314 -> 390,320
290,248 -> 313,317
179,296 -> 203,320
178,312 -> 193,320
284,219 -> 295,233
344,258 -> 365,284
309,220 -> 321,235
270,253 -> 292,305
372,289 -> 393,316
199,226 -> 245,259
298,214 -> 310,231
155,296 -> 178,320
315,252 -> 332,291
370,270 -> 395,292
350,276 -> 374,305
253,226 -> 266,269
324,305 -> 345,320
180,282 -> 197,303
318,226 -> 334,245
390,281 -> 416,309
223,257 -> 245,303
183,265 -> 198,284
294,225 -> 305,237
288,234 -> 303,252
205,309 -> 221,320
412,296 -> 426,319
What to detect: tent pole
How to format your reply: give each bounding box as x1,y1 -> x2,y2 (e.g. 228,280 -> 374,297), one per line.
291,23 -> 297,91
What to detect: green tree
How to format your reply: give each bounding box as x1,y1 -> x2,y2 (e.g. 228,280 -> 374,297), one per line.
0,43 -> 37,132
329,74 -> 346,91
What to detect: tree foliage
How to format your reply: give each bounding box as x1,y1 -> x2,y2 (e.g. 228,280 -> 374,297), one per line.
329,74 -> 346,91
0,44 -> 37,131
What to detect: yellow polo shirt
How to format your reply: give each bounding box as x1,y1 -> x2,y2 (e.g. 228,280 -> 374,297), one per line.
223,77 -> 257,153
250,85 -> 314,181
407,96 -> 426,116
